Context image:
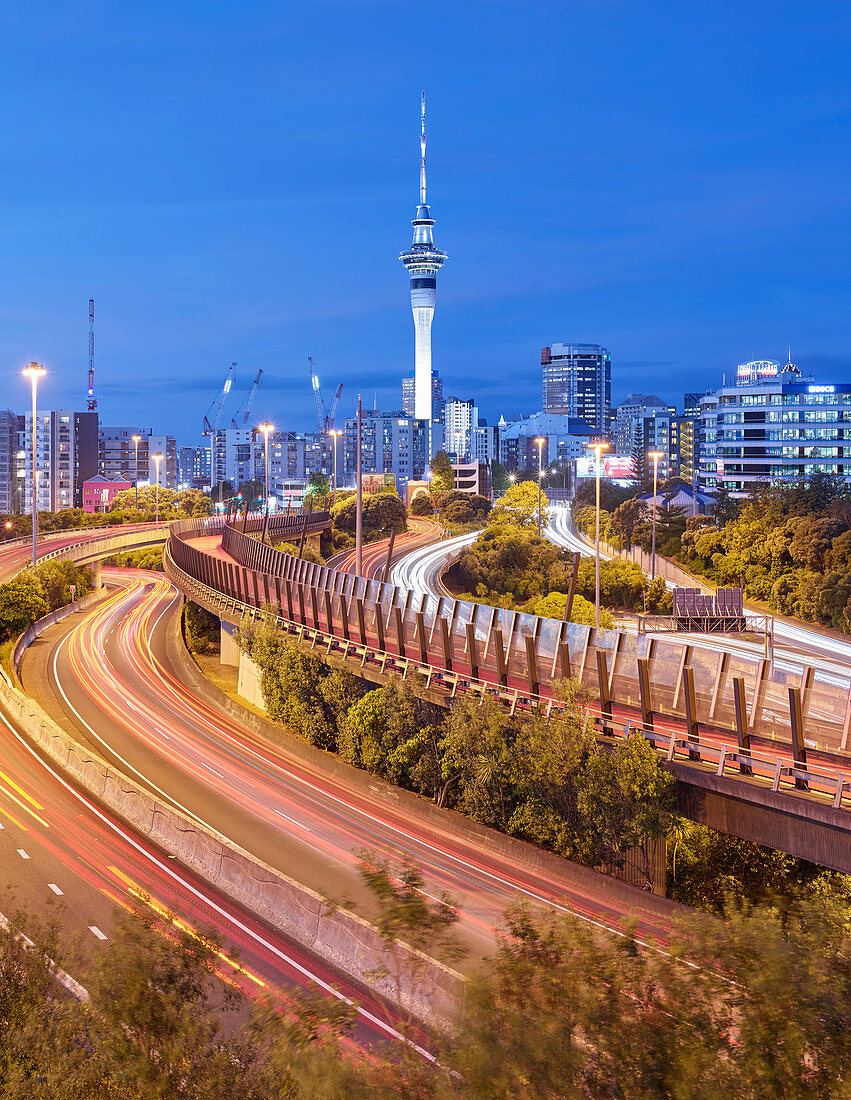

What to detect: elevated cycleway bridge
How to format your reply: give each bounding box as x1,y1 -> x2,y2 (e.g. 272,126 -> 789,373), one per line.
166,516 -> 851,874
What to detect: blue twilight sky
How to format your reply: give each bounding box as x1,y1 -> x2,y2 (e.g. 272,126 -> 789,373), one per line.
2,0 -> 851,443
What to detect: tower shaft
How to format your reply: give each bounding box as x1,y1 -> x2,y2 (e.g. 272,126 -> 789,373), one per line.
399,91 -> 447,428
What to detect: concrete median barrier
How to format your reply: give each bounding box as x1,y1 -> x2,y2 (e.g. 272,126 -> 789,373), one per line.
2,613 -> 464,1026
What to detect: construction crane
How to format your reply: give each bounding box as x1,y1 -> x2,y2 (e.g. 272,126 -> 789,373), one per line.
307,356 -> 344,433
86,298 -> 96,411
203,363 -> 235,436
230,369 -> 263,428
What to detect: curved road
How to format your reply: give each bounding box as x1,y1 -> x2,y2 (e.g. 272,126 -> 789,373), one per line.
22,570 -> 680,982
330,516 -> 442,579
0,626 -> 405,1052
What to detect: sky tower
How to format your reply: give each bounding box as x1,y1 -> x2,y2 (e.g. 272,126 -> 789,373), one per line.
399,91 -> 447,426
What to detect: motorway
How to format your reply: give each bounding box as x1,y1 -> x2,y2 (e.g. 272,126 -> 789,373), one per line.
21,568 -> 681,988
545,506 -> 851,684
330,516 -> 442,579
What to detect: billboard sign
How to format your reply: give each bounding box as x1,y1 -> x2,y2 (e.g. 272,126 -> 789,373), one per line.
575,454 -> 634,480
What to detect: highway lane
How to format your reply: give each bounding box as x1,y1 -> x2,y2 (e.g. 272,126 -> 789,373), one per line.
24,570 -> 682,979
330,516 -> 441,579
0,523 -> 162,583
388,530 -> 478,596
545,506 -> 851,685
0,658 -> 408,1053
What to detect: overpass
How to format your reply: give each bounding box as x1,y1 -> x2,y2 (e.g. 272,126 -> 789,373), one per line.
165,515 -> 851,874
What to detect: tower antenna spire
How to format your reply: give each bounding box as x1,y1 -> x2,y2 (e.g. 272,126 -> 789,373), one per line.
86,298 -> 97,411
420,90 -> 427,207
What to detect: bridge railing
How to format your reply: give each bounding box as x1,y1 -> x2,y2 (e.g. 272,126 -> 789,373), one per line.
167,519 -> 851,761
163,538 -> 851,814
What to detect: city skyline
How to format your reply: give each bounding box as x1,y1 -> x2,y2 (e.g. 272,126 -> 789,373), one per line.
2,2 -> 851,439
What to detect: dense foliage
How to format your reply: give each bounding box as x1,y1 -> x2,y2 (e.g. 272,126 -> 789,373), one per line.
108,485 -> 211,520
3,866 -> 849,1097
0,560 -> 92,642
328,491 -> 407,552
238,619 -> 673,888
0,507 -> 124,541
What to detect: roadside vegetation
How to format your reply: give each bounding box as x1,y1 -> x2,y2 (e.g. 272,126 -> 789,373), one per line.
448,480 -> 670,626
0,560 -> 92,643
0,861 -> 848,1098
237,615 -> 673,890
572,470 -> 851,632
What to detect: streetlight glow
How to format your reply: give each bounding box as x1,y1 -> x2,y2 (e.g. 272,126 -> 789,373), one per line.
587,439 -> 610,628
153,452 -> 163,524
258,422 -> 274,527
23,362 -> 46,564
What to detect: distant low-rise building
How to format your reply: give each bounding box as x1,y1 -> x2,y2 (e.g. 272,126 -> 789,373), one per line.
498,411 -> 596,472
82,474 -> 131,514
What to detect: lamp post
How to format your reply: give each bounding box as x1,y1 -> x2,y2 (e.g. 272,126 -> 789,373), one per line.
649,450 -> 664,581
329,429 -> 342,506
23,363 -> 46,564
588,440 -> 610,628
355,395 -> 363,576
258,422 -> 273,518
534,437 -> 546,537
153,452 -> 163,524
131,434 -> 141,510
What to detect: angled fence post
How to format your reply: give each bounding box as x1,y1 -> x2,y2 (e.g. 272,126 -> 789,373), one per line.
732,675 -> 752,775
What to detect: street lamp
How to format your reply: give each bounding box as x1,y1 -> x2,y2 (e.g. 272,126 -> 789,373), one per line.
258,422 -> 274,520
153,453 -> 163,524
534,437 -> 546,536
23,362 -> 45,564
329,429 -> 343,506
587,440 -> 610,628
648,450 -> 664,581
131,434 -> 141,510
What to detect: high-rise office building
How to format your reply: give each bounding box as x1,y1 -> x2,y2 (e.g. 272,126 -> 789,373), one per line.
443,397 -> 478,463
0,411 -> 24,514
343,412 -> 429,489
698,358 -> 851,497
399,93 -> 448,426
178,445 -> 211,489
614,394 -> 669,454
25,410 -> 99,511
541,343 -> 611,434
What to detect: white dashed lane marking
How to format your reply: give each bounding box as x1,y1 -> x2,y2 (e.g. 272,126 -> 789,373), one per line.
89,926 -> 107,941
16,850 -> 29,860
47,884 -> 63,895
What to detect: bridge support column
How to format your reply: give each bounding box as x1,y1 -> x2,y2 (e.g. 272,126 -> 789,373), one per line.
90,559 -> 102,589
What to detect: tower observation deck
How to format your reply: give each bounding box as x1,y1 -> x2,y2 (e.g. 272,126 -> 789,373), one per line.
399,91 -> 447,426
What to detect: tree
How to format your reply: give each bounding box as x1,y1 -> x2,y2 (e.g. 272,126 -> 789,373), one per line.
575,733 -> 675,887
236,479 -> 266,509
489,480 -> 548,528
410,492 -> 434,516
33,560 -> 91,612
440,492 -> 491,526
304,472 -> 330,499
429,449 -> 454,495
0,576 -> 49,641
491,462 -> 510,493
609,497 -> 649,548
331,492 -> 407,542
442,695 -> 515,829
